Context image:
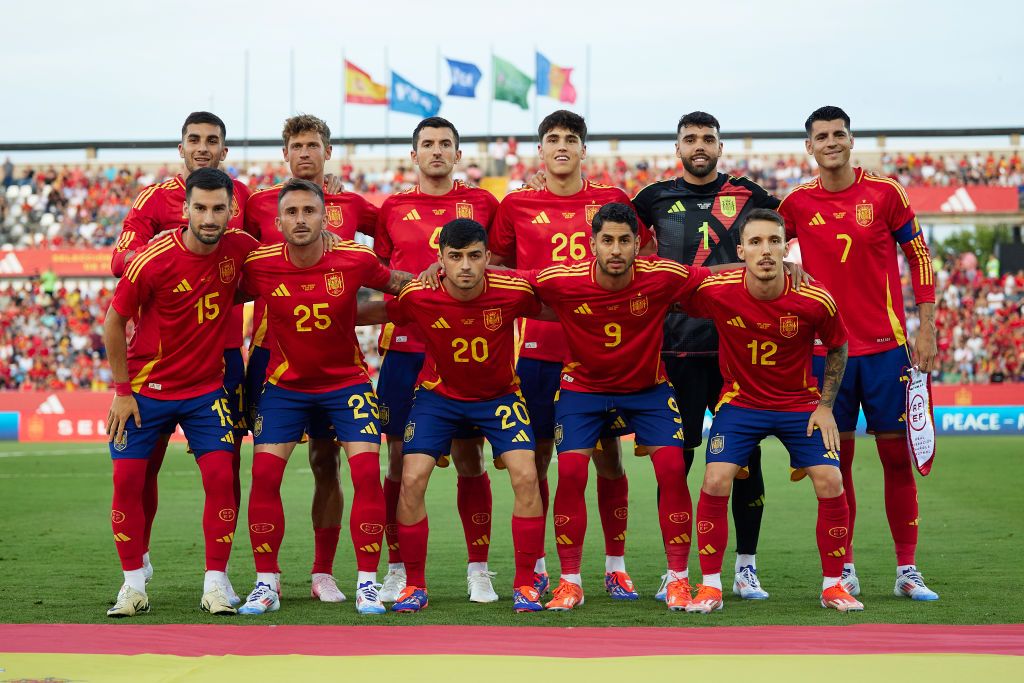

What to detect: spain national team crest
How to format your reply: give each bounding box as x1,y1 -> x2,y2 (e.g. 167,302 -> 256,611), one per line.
585,204 -> 601,225
326,205 -> 344,228
709,435 -> 724,455
855,202 -> 874,227
404,422 -> 416,443
483,307 -> 502,331
719,196 -> 737,218
253,415 -> 263,438
630,295 -> 649,317
380,405 -> 390,426
780,315 -> 799,338
218,258 -> 235,284
325,271 -> 345,296
554,424 -> 564,446
456,202 -> 474,219
113,431 -> 128,452
231,198 -> 240,218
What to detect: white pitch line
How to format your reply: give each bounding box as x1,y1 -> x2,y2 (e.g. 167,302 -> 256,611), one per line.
0,448 -> 105,458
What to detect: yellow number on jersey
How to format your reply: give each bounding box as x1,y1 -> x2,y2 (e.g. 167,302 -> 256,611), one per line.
194,292 -> 221,324
836,233 -> 853,263
551,231 -> 588,262
667,396 -> 683,424
210,397 -> 232,427
429,226 -> 443,250
452,337 -> 489,362
746,339 -> 778,365
348,391 -> 379,420
495,400 -> 531,429
603,322 -> 622,348
294,303 -> 331,332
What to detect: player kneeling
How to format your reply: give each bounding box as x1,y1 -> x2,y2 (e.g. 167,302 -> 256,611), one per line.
361,219 -> 546,613
685,209 -> 862,614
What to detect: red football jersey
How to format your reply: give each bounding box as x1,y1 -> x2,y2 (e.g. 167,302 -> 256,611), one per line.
241,241 -> 392,393
386,272 -> 541,401
244,182 -> 379,350
110,228 -> 258,400
525,257 -> 710,393
489,181 -> 651,363
374,181 -> 499,354
688,271 -> 848,412
777,167 -> 935,357
112,174 -> 251,350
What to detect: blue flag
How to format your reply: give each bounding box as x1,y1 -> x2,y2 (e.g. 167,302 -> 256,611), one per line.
445,58 -> 481,98
390,72 -> 441,118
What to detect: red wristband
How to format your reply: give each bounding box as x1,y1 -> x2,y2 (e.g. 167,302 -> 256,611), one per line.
114,382 -> 132,397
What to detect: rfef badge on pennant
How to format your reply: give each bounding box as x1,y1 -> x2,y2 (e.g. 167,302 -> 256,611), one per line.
905,366 -> 936,475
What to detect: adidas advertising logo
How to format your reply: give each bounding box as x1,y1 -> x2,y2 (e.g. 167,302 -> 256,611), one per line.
666,200 -> 685,214
402,209 -> 423,221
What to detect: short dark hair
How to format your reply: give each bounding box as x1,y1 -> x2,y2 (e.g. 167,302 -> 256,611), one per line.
413,117 -> 460,149
805,106 -> 851,135
591,202 -> 638,235
277,178 -> 324,208
181,111 -> 226,141
438,218 -> 487,251
738,208 -> 786,237
677,111 -> 720,135
283,114 -> 331,148
538,110 -> 587,144
185,167 -> 233,201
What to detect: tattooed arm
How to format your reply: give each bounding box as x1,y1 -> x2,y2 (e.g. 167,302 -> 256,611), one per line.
381,269 -> 414,296
914,302 -> 937,373
808,341 -> 848,452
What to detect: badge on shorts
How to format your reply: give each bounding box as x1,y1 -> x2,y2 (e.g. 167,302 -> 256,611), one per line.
113,432 -> 128,452
380,405 -> 390,426
483,308 -> 502,331
554,424 -> 564,446
404,422 -> 415,443
585,204 -> 601,225
855,202 -> 874,227
719,196 -> 737,218
253,415 -> 263,438
709,435 -> 724,454
326,205 -> 344,228
456,202 -> 474,219
219,258 -> 235,284
780,315 -> 799,338
325,271 -> 345,296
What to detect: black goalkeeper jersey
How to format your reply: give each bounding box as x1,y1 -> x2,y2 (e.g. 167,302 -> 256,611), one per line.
632,173 -> 779,356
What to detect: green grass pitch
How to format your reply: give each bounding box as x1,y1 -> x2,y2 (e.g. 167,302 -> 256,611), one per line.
0,436 -> 1020,626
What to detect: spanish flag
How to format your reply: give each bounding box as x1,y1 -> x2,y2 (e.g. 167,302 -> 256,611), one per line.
345,60 -> 388,105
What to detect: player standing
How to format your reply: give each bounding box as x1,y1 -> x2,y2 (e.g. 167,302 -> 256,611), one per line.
110,112 -> 250,596
685,209 -> 862,613
374,117 -> 501,603
237,179 -> 412,615
524,203 -> 711,611
103,168 -> 258,617
244,114 -> 378,603
490,110 -> 653,599
632,112 -> 780,601
777,106 -> 938,600
366,219 -> 546,613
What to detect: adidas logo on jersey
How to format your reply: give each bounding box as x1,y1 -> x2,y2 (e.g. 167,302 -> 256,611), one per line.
667,200 -> 686,214
573,303 -> 593,315
511,429 -> 531,443
726,316 -> 746,328
360,423 -> 379,436
431,317 -> 451,329
808,212 -> 826,226
173,279 -> 193,293
531,211 -> 551,224
402,209 -> 423,221
272,284 -> 291,297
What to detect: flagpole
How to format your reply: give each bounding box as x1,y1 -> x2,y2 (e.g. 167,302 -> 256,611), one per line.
384,46 -> 390,174
436,46 -> 442,105
532,44 -> 539,134
487,45 -> 494,149
340,48 -> 346,147
585,44 -> 591,122
243,49 -> 250,165
289,48 -> 295,116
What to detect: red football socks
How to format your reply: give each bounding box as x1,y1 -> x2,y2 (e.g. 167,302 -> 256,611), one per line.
231,440 -> 242,509
597,473 -> 629,557
383,476 -> 402,563
538,477 -> 550,518
197,450 -> 237,572
457,472 -> 492,563
312,525 -> 341,575
248,450 -> 287,573
348,451 -> 385,573
877,437 -> 919,566
695,492 -> 730,577
817,493 -> 851,576
512,515 -> 545,587
839,436 -> 856,562
651,447 -> 692,572
552,452 -> 589,574
398,517 -> 429,587
141,439 -> 168,553
111,458 -> 147,571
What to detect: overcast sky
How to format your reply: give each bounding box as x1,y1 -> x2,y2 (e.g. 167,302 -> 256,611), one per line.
2,0 -> 1021,149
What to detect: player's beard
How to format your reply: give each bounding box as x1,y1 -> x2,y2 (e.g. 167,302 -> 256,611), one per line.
192,223 -> 225,245
681,154 -> 718,180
